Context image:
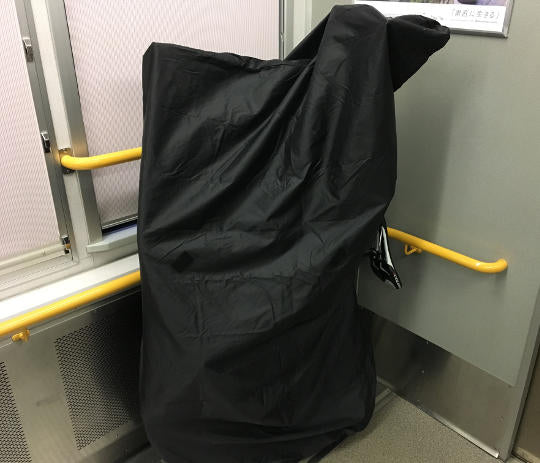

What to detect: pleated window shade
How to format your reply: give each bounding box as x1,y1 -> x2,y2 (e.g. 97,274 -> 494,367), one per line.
0,0 -> 59,261
64,0 -> 280,225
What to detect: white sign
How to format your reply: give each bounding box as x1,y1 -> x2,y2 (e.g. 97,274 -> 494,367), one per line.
355,1 -> 513,36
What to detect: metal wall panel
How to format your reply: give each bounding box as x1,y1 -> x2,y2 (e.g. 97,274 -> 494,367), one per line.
0,0 -> 60,261
351,0 -> 538,386
0,291 -> 145,463
0,362 -> 31,462
63,0 -> 280,226
55,312 -> 140,450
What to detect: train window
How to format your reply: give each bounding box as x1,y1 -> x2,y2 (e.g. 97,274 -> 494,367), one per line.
0,0 -> 71,290
58,0 -> 280,230
1,0 -> 282,296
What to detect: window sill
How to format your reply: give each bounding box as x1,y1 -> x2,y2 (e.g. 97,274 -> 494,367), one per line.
86,224 -> 137,254
0,253 -> 139,324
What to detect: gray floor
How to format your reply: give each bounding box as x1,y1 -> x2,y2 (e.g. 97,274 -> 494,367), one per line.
312,395 -> 521,463
126,394 -> 524,463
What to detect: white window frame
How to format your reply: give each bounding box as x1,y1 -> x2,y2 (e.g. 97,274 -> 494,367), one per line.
0,0 -> 76,299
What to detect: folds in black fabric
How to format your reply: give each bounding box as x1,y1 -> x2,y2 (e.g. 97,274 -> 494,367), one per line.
138,5 -> 449,462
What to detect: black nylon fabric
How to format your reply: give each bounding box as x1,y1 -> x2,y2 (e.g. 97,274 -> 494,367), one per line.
138,6 -> 449,462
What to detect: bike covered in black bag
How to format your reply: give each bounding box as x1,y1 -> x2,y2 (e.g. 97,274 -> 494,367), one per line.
138,5 -> 449,462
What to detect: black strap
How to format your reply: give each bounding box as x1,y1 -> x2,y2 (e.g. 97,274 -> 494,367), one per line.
368,224 -> 402,290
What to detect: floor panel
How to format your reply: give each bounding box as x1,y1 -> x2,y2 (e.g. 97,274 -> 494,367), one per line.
125,394 -> 521,463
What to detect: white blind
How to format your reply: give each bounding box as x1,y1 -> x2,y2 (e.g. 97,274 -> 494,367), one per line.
0,0 -> 59,261
64,0 -> 280,225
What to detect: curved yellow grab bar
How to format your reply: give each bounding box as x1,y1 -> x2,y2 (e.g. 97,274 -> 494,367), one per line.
387,228 -> 507,274
0,271 -> 141,341
61,147 -> 142,170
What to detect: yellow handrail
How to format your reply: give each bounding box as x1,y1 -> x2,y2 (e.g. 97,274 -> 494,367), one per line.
61,147 -> 142,170
1,271 -> 141,341
387,228 -> 507,274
